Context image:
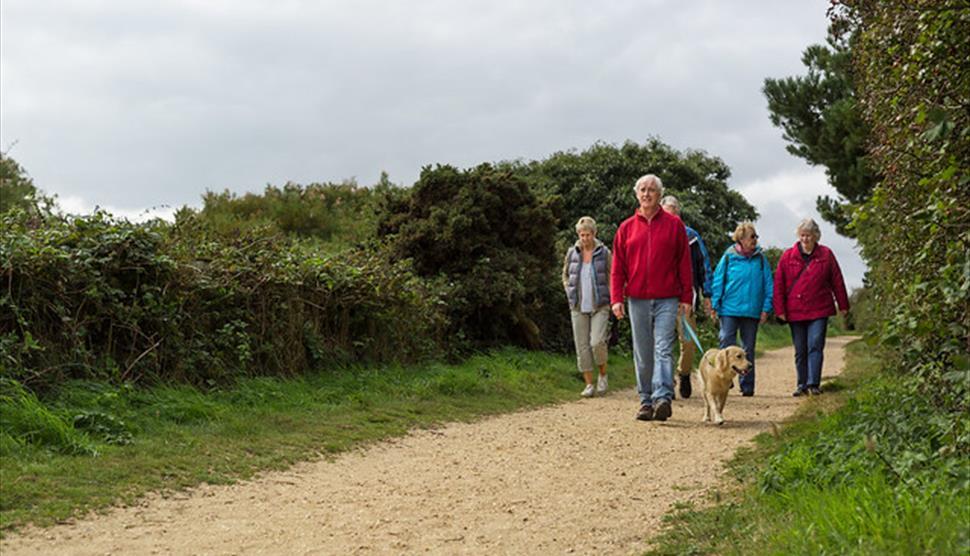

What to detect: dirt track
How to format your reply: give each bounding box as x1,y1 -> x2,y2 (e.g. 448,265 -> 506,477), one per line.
2,337 -> 853,555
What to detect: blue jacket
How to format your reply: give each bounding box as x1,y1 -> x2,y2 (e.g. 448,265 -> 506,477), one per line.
711,245 -> 774,318
686,226 -> 712,298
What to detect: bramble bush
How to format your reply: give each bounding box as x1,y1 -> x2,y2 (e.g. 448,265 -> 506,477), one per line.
0,207 -> 446,393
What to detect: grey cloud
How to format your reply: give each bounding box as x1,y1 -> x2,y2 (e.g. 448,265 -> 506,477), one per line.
3,0 -> 835,213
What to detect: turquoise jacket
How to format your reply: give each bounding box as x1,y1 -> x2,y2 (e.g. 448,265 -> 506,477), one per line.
711,245 -> 774,318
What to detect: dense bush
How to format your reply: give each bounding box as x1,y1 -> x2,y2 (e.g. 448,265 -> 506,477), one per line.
503,139 -> 757,257
0,209 -> 446,392
378,163 -> 560,351
840,1 -> 969,421
198,175 -> 393,249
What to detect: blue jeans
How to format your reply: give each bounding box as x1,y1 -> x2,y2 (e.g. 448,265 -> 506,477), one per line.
789,318 -> 828,390
719,316 -> 759,394
628,297 -> 679,405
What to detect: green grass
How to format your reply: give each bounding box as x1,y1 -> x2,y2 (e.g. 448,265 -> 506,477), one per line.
0,348 -> 635,532
645,340 -> 970,555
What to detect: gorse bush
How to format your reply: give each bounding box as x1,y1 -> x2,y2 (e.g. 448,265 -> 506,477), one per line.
0,208 -> 446,392
378,163 -> 560,351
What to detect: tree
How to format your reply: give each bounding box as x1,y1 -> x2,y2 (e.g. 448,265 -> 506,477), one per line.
504,139 -> 757,258
377,163 -> 560,350
763,22 -> 876,237
0,153 -> 47,215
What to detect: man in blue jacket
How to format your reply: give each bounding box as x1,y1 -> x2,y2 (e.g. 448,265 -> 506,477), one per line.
661,196 -> 712,399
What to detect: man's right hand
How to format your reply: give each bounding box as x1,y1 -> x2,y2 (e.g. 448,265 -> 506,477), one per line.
611,303 -> 625,320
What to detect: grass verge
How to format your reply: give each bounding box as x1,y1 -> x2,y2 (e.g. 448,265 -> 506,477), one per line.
645,339 -> 970,555
0,348 -> 634,533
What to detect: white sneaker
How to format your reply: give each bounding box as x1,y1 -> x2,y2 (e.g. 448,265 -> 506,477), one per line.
581,384 -> 595,398
596,374 -> 608,395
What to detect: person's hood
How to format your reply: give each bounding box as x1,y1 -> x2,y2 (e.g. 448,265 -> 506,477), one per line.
728,244 -> 764,258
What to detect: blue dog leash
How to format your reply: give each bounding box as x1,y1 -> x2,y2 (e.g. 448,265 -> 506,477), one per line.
681,314 -> 705,354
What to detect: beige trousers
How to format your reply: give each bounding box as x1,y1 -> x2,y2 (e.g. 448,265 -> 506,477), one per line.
675,311 -> 697,376
570,306 -> 610,373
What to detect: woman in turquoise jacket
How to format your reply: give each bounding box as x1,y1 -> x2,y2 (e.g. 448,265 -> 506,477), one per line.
710,222 -> 773,396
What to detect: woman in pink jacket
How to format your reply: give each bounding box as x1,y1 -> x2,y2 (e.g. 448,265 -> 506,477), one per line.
772,219 -> 850,396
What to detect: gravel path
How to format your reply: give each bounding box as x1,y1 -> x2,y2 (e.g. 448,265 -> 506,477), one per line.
2,337 -> 853,555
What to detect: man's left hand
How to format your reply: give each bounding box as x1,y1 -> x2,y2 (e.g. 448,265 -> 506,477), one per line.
679,302 -> 692,318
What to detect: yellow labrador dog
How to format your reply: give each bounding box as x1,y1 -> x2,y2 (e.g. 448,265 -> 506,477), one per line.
696,346 -> 751,425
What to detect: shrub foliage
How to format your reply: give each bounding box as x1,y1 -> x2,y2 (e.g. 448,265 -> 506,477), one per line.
504,138 -> 757,257
840,0 -> 969,428
0,209 -> 445,392
378,163 -> 559,351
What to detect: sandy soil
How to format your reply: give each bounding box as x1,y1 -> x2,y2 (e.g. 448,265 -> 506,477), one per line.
2,337 -> 854,556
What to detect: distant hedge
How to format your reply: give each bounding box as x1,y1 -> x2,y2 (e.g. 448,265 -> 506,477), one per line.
0,209 -> 445,392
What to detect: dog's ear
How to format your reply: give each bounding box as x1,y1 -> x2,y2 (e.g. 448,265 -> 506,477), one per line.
715,348 -> 728,371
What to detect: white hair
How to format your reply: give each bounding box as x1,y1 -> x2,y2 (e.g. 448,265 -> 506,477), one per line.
634,174 -> 664,195
660,195 -> 680,214
796,218 -> 821,240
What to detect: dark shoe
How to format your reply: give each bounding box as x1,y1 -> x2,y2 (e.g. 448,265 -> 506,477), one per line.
808,386 -> 822,396
792,388 -> 807,397
653,400 -> 672,421
636,404 -> 654,421
679,374 -> 692,399
741,391 -> 754,397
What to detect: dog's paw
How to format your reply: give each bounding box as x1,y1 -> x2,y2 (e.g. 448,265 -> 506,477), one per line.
715,418 -> 725,425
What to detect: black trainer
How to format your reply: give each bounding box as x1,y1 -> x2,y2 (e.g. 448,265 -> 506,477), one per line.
792,387 -> 807,397
678,374 -> 692,399
653,399 -> 672,421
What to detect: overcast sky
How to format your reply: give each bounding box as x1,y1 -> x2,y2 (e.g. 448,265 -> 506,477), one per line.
1,0 -> 866,289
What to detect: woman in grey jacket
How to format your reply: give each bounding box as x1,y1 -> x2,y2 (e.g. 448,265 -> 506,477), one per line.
562,216 -> 612,397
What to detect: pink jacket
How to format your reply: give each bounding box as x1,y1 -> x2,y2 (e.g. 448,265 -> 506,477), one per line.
611,209 -> 693,305
772,243 -> 850,322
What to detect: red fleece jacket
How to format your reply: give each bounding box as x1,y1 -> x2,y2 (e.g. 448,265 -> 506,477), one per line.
610,209 -> 693,305
772,242 -> 850,322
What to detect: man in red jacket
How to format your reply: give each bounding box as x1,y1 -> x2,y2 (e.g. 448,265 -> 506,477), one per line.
773,218 -> 850,396
611,174 -> 693,421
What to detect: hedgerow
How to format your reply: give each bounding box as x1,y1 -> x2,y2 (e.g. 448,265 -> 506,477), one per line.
838,1 -> 969,434
0,208 -> 446,393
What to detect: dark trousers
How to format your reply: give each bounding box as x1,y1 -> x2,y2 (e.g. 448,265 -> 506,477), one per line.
718,315 -> 759,394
